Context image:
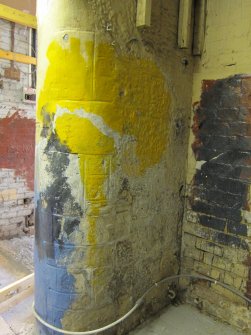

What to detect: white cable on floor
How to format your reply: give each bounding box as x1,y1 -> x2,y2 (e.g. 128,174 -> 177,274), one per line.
32,273 -> 251,335
32,299 -> 142,335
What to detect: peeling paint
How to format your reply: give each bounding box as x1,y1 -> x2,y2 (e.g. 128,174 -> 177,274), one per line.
0,111 -> 35,190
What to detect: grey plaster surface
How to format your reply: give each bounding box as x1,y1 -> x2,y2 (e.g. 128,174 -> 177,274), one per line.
130,304 -> 244,335
0,236 -> 34,334
1,294 -> 34,335
0,236 -> 34,288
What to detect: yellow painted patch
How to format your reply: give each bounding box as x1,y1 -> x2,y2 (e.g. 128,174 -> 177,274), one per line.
37,38 -> 94,117
55,113 -> 114,155
38,37 -> 171,176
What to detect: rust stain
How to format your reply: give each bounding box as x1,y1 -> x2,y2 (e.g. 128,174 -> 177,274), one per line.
0,111 -> 35,190
201,79 -> 216,92
191,109 -> 204,158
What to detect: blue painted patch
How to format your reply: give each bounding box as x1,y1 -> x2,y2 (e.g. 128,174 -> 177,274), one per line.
34,241 -> 76,335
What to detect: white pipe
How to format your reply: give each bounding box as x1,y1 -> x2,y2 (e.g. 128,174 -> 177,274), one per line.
33,273 -> 251,334
32,299 -> 142,335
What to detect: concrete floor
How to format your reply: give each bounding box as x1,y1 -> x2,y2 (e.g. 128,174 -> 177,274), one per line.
0,236 -> 34,289
1,301 -> 245,335
0,294 -> 34,335
1,302 -> 246,335
0,236 -> 34,335
0,238 -> 245,335
130,304 -> 244,335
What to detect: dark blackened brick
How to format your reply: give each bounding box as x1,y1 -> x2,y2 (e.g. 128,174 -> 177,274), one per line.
216,177 -> 248,195
227,221 -> 248,236
191,200 -> 242,222
194,172 -> 248,195
198,214 -> 226,231
215,151 -> 251,165
191,75 -> 251,242
200,78 -> 241,110
216,107 -> 249,122
193,147 -> 222,161
218,93 -> 241,109
235,136 -> 251,151
201,161 -> 234,177
219,166 -> 243,180
192,187 -> 244,209
197,135 -> 251,153
213,231 -> 248,250
195,108 -> 243,124
198,121 -> 251,137
197,135 -> 236,152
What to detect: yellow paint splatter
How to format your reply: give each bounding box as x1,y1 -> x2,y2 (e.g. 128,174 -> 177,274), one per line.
38,38 -> 94,115
38,36 -> 171,327
55,113 -> 114,155
38,38 -> 171,176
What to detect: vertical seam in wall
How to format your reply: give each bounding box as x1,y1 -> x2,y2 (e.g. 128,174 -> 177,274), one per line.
92,31 -> 96,100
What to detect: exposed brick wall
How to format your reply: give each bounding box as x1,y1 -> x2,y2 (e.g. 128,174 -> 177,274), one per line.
0,18 -> 35,239
0,169 -> 34,238
0,111 -> 35,190
182,75 -> 251,332
191,76 -> 250,249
